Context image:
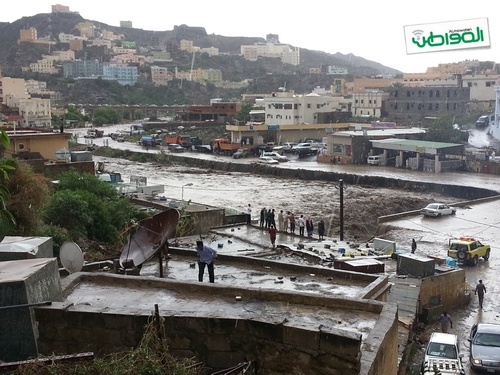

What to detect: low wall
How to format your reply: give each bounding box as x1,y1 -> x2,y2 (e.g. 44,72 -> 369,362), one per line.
34,273 -> 398,375
167,155 -> 498,200
419,268 -> 468,314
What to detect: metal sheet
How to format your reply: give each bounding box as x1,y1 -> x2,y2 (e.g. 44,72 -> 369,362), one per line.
120,209 -> 180,268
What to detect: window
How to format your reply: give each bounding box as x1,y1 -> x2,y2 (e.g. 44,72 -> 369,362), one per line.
374,100 -> 377,104
429,91 -> 433,98
355,99 -> 358,104
468,82 -> 472,88
369,100 -> 372,104
428,103 -> 433,110
407,90 -> 410,97
294,104 -> 298,109
307,104 -> 311,108
406,103 -> 410,110
284,104 -> 292,109
361,99 -> 364,104
436,90 -> 440,97
435,103 -> 439,110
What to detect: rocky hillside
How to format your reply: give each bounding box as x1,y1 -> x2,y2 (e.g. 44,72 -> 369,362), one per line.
0,13 -> 402,105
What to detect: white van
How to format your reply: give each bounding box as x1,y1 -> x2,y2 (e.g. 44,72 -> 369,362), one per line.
367,155 -> 382,165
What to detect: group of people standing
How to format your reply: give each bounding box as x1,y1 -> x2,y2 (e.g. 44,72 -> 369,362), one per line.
258,207 -> 326,241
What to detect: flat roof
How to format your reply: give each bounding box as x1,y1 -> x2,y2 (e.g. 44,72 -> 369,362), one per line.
370,138 -> 464,152
63,273 -> 380,339
0,258 -> 55,283
333,127 -> 426,137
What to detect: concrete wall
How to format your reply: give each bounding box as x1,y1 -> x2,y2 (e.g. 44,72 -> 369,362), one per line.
165,155 -> 499,200
34,273 -> 398,375
0,258 -> 62,361
419,268 -> 468,312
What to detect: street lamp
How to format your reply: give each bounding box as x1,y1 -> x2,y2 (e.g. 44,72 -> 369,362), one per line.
181,183 -> 193,201
335,179 -> 345,241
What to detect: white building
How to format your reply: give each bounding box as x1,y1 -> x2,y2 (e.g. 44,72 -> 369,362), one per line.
462,74 -> 500,101
263,91 -> 338,126
29,59 -> 59,74
241,43 -> 300,65
491,86 -> 500,141
353,91 -> 389,118
200,46 -> 219,56
5,95 -> 51,127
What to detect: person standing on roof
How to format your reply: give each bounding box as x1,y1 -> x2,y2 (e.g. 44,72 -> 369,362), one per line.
475,279 -> 487,309
411,239 -> 417,254
260,208 -> 266,227
196,241 -> 217,283
269,224 -> 277,248
246,204 -> 252,225
278,210 -> 284,232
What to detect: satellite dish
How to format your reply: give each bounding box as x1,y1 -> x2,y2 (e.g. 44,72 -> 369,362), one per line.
60,241 -> 84,273
55,149 -> 71,161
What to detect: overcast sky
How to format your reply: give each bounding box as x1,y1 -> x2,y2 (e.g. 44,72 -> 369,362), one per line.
2,1 -> 498,73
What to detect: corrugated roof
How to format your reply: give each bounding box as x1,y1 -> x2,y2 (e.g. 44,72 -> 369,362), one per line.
371,138 -> 463,149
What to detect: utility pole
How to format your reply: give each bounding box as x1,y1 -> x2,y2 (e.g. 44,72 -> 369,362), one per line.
339,179 -> 344,241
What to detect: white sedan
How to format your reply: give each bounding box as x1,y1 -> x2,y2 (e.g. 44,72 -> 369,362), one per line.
421,203 -> 456,217
262,152 -> 288,162
258,156 -> 279,164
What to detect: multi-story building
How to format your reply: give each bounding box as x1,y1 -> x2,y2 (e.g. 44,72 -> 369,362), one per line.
122,41 -> 136,48
0,77 -> 30,103
19,28 -> 37,42
112,47 -> 136,54
241,43 -> 300,65
58,33 -> 76,44
385,87 -> 471,120
110,53 -> 144,65
461,74 -> 500,102
69,39 -> 84,51
151,66 -> 174,86
332,79 -> 348,96
309,68 -> 322,74
29,59 -> 59,74
63,60 -> 102,78
101,30 -> 123,41
175,68 -> 203,82
352,91 -> 389,118
102,64 -> 138,86
120,21 -> 133,28
263,91 -> 340,126
347,78 -> 405,95
202,69 -> 222,85
51,4 -> 70,13
42,50 -> 75,62
148,52 -> 171,62
200,46 -> 219,56
327,66 -> 349,75
90,39 -> 112,48
5,95 -> 51,127
77,22 -> 95,39
179,39 -> 200,53
491,86 -> 500,141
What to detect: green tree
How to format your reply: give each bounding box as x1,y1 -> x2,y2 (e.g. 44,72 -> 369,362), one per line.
92,107 -> 122,126
423,117 -> 469,144
44,172 -> 139,243
236,103 -> 254,122
0,131 -> 16,235
0,159 -> 49,237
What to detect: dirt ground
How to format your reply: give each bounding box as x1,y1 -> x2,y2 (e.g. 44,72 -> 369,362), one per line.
97,156 -> 457,243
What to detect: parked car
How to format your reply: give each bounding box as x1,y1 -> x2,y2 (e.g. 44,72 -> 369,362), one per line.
258,156 -> 279,164
272,146 -> 286,155
167,143 -> 182,151
282,142 -> 297,153
169,144 -> 186,152
469,323 -> 500,373
447,237 -> 490,266
116,136 -> 125,142
421,203 -> 456,217
421,332 -> 465,375
262,152 -> 288,162
292,143 -> 316,156
233,148 -> 250,159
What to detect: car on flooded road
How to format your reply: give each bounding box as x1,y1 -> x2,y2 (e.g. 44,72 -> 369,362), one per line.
469,323 -> 500,373
421,332 -> 465,375
421,203 -> 456,217
258,156 -> 279,164
447,237 -> 490,266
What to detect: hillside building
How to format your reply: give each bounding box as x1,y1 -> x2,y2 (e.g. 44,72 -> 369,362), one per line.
5,94 -> 51,127
352,91 -> 389,118
151,66 -> 174,86
491,86 -> 500,142
120,21 -> 133,28
101,64 -> 139,86
29,59 -> 59,74
241,41 -> 300,66
51,4 -> 70,13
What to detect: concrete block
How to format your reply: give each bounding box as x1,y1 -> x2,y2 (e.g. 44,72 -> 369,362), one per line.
165,334 -> 192,350
205,335 -> 231,351
102,313 -> 133,330
246,320 -> 283,341
0,258 -> 61,362
319,328 -> 361,358
283,325 -> 320,350
0,237 -> 53,261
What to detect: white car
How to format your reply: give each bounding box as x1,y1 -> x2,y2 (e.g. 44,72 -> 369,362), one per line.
262,152 -> 288,162
421,332 -> 464,375
421,203 -> 456,217
258,156 -> 279,164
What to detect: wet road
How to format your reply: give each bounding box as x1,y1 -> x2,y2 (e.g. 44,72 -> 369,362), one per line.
77,124 -> 500,194
387,200 -> 500,375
